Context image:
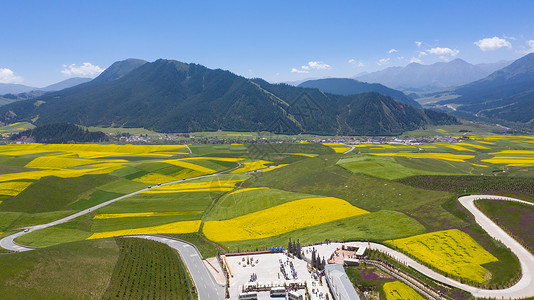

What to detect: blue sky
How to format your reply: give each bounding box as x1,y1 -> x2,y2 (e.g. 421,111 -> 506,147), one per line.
1,0 -> 534,87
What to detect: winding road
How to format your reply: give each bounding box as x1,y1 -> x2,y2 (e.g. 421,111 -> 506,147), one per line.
2,191 -> 534,299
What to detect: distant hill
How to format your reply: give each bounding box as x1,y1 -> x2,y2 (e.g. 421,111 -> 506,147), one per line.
0,83 -> 37,95
38,77 -> 92,92
298,78 -> 421,108
89,58 -> 147,84
355,59 -> 511,91
435,53 -> 534,124
11,123 -> 108,143
0,59 -> 457,136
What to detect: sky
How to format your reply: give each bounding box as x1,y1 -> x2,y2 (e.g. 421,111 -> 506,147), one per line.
1,0 -> 534,87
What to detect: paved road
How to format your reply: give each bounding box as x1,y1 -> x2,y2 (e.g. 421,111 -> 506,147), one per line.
0,173 -> 219,252
127,235 -> 224,300
2,178 -> 534,299
343,145 -> 355,154
311,195 -> 534,299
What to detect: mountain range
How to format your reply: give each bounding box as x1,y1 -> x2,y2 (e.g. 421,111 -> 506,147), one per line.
432,53 -> 534,124
0,77 -> 92,95
0,58 -> 457,136
354,59 -> 511,91
298,78 -> 421,108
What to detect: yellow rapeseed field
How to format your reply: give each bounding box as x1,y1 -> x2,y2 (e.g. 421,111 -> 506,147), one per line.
143,187 -> 234,194
151,179 -> 245,190
454,142 -> 490,150
93,211 -> 203,219
87,220 -> 201,239
386,229 -> 497,283
278,153 -> 317,157
437,144 -> 475,152
203,197 -> 368,241
25,156 -> 126,169
322,143 -> 345,146
0,181 -> 33,196
182,157 -> 244,162
160,159 -> 216,173
231,160 -> 272,173
482,150 -> 534,166
369,152 -> 475,162
332,146 -> 352,153
227,187 -> 269,195
383,281 -> 425,300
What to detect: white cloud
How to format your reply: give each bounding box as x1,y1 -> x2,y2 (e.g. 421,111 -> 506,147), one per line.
525,40 -> 534,53
348,59 -> 364,67
291,68 -> 309,74
410,57 -> 423,64
377,58 -> 390,66
388,48 -> 398,54
419,51 -> 427,56
0,68 -> 23,84
291,61 -> 331,73
426,47 -> 460,57
307,61 -> 331,70
415,41 -> 422,48
61,62 -> 104,77
397,56 -> 405,61
474,37 -> 512,51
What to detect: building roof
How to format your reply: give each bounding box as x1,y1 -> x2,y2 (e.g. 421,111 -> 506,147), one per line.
325,264 -> 361,300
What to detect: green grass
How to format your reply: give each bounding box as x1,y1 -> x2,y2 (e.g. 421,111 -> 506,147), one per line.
189,144 -> 248,156
97,178 -> 149,194
92,213 -> 203,232
0,211 -> 74,231
223,210 -> 426,251
476,199 -> 534,254
345,265 -> 395,299
0,164 -> 38,174
206,188 -> 320,220
103,237 -> 197,300
337,155 -> 458,180
98,191 -> 222,214
0,239 -> 120,300
16,227 -> 93,247
68,190 -> 124,210
0,174 -> 117,213
0,212 -> 23,231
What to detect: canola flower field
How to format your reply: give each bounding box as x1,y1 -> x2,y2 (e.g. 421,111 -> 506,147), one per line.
203,197 -> 368,241
1,134 -> 533,291
383,281 -> 425,300
386,229 -> 498,283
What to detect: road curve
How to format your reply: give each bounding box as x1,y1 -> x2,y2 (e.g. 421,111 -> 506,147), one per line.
354,195 -> 534,299
0,173 -> 219,252
2,178 -> 534,299
126,235 -> 225,300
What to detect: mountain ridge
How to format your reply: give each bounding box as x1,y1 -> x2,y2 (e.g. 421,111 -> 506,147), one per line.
0,58 -> 458,135
298,78 -> 421,108
355,59 -> 512,91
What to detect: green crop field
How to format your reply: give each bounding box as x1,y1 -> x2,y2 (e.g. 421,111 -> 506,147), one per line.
103,237 -> 197,300
0,239 -> 120,299
0,138 -> 533,292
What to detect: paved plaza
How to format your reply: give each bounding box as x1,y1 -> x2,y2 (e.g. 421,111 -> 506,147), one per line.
226,252 -> 331,300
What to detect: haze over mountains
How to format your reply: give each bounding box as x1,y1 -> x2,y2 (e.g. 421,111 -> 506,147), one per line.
0,77 -> 92,95
0,58 -> 457,136
354,59 -> 512,91
432,53 -> 534,124
298,78 -> 422,108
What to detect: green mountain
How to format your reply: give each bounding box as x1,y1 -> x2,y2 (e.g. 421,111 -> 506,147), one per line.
0,59 -> 457,135
436,53 -> 534,124
298,78 -> 422,108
